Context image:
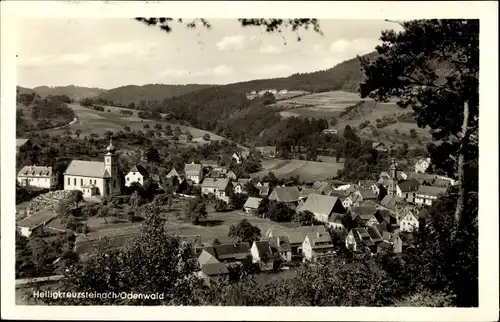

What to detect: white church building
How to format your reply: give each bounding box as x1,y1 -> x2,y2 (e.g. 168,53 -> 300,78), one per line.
63,139 -> 121,198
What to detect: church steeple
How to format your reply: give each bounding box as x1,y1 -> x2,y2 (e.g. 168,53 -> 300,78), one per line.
106,138 -> 116,154
389,159 -> 397,179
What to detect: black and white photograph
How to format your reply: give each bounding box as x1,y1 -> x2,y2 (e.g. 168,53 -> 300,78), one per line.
1,1 -> 498,320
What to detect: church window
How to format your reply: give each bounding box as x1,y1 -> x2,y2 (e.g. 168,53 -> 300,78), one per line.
113,180 -> 116,188
67,177 -> 70,185
74,178 -> 76,185
81,179 -> 83,186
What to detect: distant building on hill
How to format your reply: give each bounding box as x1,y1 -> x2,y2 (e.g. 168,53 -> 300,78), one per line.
184,162 -> 203,184
322,129 -> 338,135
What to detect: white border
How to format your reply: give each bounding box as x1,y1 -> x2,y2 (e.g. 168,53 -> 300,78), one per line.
1,1 -> 498,321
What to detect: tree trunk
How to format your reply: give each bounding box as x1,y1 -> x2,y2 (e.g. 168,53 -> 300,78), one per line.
453,101 -> 470,239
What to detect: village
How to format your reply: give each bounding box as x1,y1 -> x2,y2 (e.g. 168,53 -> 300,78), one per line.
15,134 -> 455,286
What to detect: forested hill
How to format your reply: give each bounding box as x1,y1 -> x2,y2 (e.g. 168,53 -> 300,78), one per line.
32,85 -> 106,100
94,84 -> 217,107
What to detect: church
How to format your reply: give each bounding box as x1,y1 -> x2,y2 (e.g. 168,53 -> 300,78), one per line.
63,139 -> 121,198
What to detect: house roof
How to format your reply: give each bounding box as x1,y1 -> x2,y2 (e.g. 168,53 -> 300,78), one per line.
418,208 -> 430,219
329,213 -> 344,224
18,165 -> 53,177
416,185 -> 447,197
64,160 -> 110,178
201,262 -> 229,276
266,225 -> 327,245
380,195 -> 407,210
408,172 -> 437,184
243,197 -> 262,209
361,200 -> 379,208
129,164 -> 148,176
18,209 -> 58,229
198,249 -> 221,265
380,172 -> 390,179
237,178 -> 251,185
16,138 -> 30,148
350,206 -> 378,220
299,188 -> 316,199
351,228 -> 375,246
358,180 -> 376,188
213,242 -> 251,260
305,232 -> 333,249
253,241 -> 273,259
199,160 -> 219,168
312,181 -> 331,193
357,188 -> 377,200
300,193 -> 341,218
201,178 -> 231,191
257,186 -> 270,196
268,236 -> 291,252
255,146 -> 277,154
208,170 -> 222,178
269,186 -> 300,203
366,226 -> 383,243
397,179 -> 421,192
431,178 -> 452,188
226,170 -> 237,177
167,168 -> 184,177
184,162 -> 202,175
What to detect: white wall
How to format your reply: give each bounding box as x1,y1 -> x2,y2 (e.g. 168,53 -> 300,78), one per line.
302,237 -> 313,261
125,172 -> 144,187
17,175 -> 57,189
64,175 -> 105,197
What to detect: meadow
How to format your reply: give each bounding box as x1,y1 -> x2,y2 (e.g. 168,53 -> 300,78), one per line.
253,158 -> 344,182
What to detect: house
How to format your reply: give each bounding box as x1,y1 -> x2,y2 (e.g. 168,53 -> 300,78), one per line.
211,242 -> 251,263
226,171 -> 237,180
64,139 -> 121,198
255,182 -> 269,188
17,165 -> 58,189
372,141 -> 388,152
312,181 -> 331,195
265,225 -> 327,260
16,138 -> 33,154
415,157 -> 431,173
268,236 -> 292,262
257,185 -> 270,197
299,187 -> 316,200
297,193 -> 346,223
358,180 -> 380,196
381,231 -> 403,253
431,177 -> 453,188
322,129 -> 338,135
17,209 -> 58,237
243,197 -> 262,215
380,195 -> 408,213
125,165 -> 149,187
346,228 -> 374,252
353,188 -> 378,202
302,231 -> 334,262
350,206 -> 379,227
255,146 -> 277,158
201,178 -> 233,203
396,179 -> 420,203
328,213 -> 345,230
268,186 -> 301,205
166,167 -> 185,180
199,159 -> 220,170
231,151 -> 250,164
408,172 -> 438,185
197,250 -> 229,286
414,185 -> 447,206
184,162 -> 203,184
400,211 -> 419,232
251,241 -> 274,271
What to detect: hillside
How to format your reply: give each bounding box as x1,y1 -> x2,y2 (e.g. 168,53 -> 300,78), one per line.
16,86 -> 37,95
95,84 -> 217,107
32,85 -> 106,100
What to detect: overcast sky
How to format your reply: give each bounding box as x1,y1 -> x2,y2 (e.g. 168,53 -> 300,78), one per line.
17,19 -> 399,89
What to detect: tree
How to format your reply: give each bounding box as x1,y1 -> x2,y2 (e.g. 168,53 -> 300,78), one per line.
49,204 -> 205,305
359,19 -> 478,238
58,199 -> 73,218
228,219 -> 261,244
292,210 -> 316,226
229,193 -> 247,210
155,123 -> 162,130
68,190 -> 83,208
145,146 -> 160,164
129,191 -> 143,212
266,201 -> 294,222
75,129 -> 82,138
214,199 -> 228,212
409,129 -> 417,138
184,198 -> 207,225
186,133 -> 193,141
104,131 -> 113,139
202,133 -> 210,141
212,238 -> 221,246
174,126 -> 182,136
143,123 -> 150,129
97,205 -> 110,224
124,126 -> 131,133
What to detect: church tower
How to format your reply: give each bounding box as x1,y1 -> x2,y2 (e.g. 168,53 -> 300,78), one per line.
104,138 -> 120,195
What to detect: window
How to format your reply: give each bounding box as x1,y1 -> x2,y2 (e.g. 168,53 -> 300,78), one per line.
81,179 -> 83,186
74,178 -> 76,185
127,177 -> 130,181
68,177 -> 70,185
113,180 -> 116,189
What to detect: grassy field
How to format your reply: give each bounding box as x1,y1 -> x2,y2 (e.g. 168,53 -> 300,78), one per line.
253,158 -> 344,182
43,103 -> 231,145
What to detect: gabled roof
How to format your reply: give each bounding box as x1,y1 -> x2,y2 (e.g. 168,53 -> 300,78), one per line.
366,226 -> 383,243
201,262 -> 229,276
269,186 -> 300,203
201,178 -> 231,191
198,249 -> 221,265
243,197 -> 262,209
213,242 -> 251,260
16,138 -> 30,148
199,159 -> 219,168
167,168 -> 184,178
416,185 -> 447,197
312,181 -> 331,193
299,193 -> 341,218
380,195 -> 407,210
18,165 -> 53,177
184,162 -> 202,175
208,170 -> 222,178
255,146 -> 277,154
329,212 -> 344,224
128,164 -> 148,176
64,160 -> 110,178
358,180 -> 377,188
305,232 -> 333,249
266,225 -> 327,245
299,188 -> 316,199
356,188 -> 377,200
431,178 -> 452,188
408,172 -> 437,184
351,228 -> 375,246
268,236 -> 291,252
18,209 -> 58,229
253,240 -> 273,259
237,178 -> 251,185
350,206 -> 378,221
397,179 -> 420,192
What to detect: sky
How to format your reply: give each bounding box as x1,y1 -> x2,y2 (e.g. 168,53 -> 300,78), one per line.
17,19 -> 399,89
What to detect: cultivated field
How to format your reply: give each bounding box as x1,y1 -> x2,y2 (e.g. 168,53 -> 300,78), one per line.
253,158 -> 344,182
44,103 -> 230,145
